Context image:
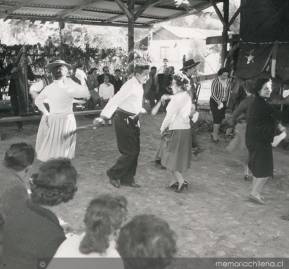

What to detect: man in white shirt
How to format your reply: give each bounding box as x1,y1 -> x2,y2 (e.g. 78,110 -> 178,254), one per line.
98,74 -> 115,107
93,64 -> 149,188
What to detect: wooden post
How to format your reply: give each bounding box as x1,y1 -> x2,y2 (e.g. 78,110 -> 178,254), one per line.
221,0 -> 229,65
58,21 -> 65,59
128,0 -> 135,73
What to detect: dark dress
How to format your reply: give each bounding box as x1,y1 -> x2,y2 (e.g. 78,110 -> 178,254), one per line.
1,185 -> 66,269
245,96 -> 276,178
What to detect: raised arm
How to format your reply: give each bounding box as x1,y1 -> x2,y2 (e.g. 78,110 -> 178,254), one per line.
66,78 -> 90,99
100,80 -> 133,119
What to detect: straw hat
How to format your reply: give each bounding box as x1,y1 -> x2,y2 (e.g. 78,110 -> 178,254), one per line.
46,59 -> 71,72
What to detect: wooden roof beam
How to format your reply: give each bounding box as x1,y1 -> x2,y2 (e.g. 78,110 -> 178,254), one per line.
114,0 -> 133,20
107,0 -> 171,22
134,0 -> 166,19
228,6 -> 240,27
57,0 -> 100,19
209,0 -> 225,26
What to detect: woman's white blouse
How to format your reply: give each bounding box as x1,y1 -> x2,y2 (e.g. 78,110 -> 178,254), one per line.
46,233 -> 123,269
35,78 -> 90,114
161,91 -> 192,131
53,233 -> 120,258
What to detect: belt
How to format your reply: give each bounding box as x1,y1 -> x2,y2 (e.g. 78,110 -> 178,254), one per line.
116,108 -> 139,126
116,108 -> 137,117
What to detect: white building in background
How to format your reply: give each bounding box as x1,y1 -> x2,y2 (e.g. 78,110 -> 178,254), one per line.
137,25 -> 222,74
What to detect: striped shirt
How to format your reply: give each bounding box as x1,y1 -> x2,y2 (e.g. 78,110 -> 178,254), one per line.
211,78 -> 232,104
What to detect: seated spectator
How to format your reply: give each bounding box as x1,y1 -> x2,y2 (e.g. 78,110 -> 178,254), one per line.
1,143 -> 35,197
114,69 -> 123,94
51,194 -> 127,258
98,66 -> 115,85
2,158 -> 77,269
117,214 -> 177,269
47,194 -> 127,269
98,75 -> 114,124
98,74 -> 115,107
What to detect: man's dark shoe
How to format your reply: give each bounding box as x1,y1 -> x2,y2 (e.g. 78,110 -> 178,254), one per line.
129,182 -> 141,188
109,179 -> 120,188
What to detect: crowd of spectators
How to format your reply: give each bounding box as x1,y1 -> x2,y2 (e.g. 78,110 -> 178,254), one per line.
0,142 -> 177,269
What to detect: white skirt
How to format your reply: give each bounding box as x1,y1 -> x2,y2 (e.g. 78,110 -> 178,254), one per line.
36,113 -> 76,162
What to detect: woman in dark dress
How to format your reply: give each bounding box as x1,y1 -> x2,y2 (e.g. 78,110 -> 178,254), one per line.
246,78 -> 285,204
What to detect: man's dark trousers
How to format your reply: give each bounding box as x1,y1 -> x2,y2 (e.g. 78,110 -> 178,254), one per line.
107,110 -> 140,185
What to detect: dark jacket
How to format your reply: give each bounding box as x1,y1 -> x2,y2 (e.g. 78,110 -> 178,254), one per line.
1,185 -> 65,269
114,77 -> 123,94
246,96 -> 276,146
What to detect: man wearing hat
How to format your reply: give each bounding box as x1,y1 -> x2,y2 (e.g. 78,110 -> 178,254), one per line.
181,59 -> 202,155
34,59 -> 90,162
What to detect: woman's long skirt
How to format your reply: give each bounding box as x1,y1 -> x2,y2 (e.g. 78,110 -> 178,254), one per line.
160,129 -> 192,173
36,113 -> 76,162
247,142 -> 273,178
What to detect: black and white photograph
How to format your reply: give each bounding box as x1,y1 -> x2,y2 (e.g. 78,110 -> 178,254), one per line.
0,0 -> 289,268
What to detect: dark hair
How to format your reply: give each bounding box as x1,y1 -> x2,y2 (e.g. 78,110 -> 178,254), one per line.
252,78 -> 270,96
4,143 -> 35,171
134,65 -> 150,75
217,67 -> 230,76
79,194 -> 127,254
115,69 -> 121,73
117,214 -> 177,269
88,68 -> 97,75
173,73 -> 189,91
30,158 -> 77,206
150,66 -> 157,71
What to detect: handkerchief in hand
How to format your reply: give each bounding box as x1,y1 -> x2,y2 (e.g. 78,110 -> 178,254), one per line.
272,131 -> 287,147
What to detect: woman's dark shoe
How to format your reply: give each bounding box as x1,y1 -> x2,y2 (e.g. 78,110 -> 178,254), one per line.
109,179 -> 120,188
175,182 -> 188,193
244,175 -> 252,181
129,182 -> 141,188
168,182 -> 179,190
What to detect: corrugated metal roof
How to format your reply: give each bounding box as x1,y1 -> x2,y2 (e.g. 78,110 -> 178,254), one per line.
0,0 -> 221,27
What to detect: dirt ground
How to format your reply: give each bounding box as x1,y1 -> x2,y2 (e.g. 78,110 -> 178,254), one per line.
1,113 -> 289,258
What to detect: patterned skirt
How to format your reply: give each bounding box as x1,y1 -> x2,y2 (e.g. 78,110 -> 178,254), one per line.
160,129 -> 192,173
36,113 -> 76,162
